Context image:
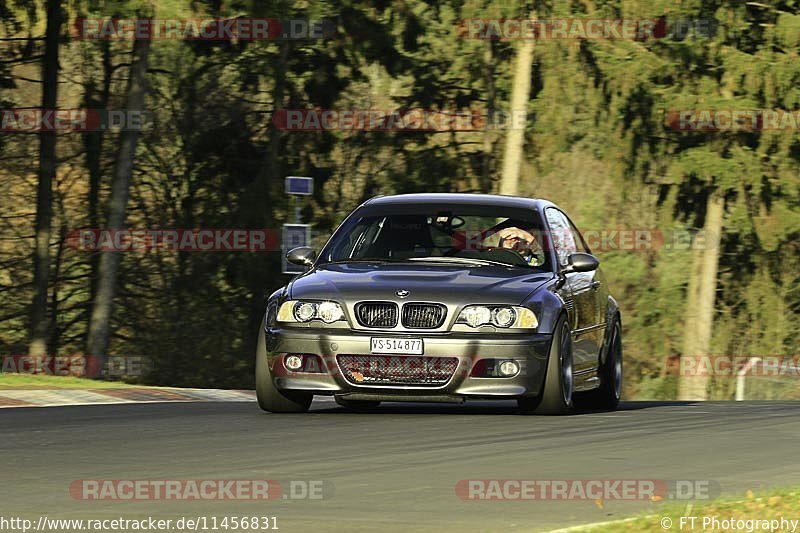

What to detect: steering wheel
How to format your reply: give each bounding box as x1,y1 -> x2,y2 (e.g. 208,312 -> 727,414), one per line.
483,247 -> 530,266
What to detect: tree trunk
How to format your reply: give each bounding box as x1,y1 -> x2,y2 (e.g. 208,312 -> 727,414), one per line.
48,216 -> 67,355
479,40 -> 496,193
680,236 -> 703,349
245,40 -> 290,359
678,192 -> 724,400
86,38 -> 151,372
28,0 -> 62,357
84,41 -> 113,321
498,38 -> 534,196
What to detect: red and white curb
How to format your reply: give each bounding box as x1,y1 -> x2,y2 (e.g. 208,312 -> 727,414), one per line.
0,388 -> 256,408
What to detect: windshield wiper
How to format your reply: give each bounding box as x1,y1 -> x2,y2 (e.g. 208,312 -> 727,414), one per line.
326,258 -> 407,264
407,256 -> 512,268
326,257 -> 521,268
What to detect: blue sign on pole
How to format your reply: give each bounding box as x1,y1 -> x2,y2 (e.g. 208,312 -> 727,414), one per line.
285,176 -> 314,196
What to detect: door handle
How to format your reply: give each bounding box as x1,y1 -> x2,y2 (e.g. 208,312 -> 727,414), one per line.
591,280 -> 601,290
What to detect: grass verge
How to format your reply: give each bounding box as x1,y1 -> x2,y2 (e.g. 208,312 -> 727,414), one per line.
0,373 -> 144,390
570,487 -> 800,532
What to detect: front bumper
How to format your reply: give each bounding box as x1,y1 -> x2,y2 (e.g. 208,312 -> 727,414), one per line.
264,327 -> 552,402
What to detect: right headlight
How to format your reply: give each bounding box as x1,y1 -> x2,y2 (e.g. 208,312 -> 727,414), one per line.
456,305 -> 537,329
277,300 -> 346,325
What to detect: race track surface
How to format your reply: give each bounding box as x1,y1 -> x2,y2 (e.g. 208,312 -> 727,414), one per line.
2,400 -> 799,532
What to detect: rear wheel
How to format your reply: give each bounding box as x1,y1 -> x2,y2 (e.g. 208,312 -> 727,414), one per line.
255,326 -> 312,413
335,397 -> 381,411
518,315 -> 574,415
576,317 -> 622,411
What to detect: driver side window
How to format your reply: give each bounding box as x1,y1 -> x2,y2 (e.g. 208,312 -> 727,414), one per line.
545,208 -> 576,267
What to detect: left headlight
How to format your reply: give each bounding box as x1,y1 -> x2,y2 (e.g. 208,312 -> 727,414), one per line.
456,305 -> 537,329
277,300 -> 346,324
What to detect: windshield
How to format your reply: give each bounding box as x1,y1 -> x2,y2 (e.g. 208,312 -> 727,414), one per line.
319,205 -> 551,270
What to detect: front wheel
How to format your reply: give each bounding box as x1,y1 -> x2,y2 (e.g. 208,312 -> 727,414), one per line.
518,314 -> 574,415
255,326 -> 312,413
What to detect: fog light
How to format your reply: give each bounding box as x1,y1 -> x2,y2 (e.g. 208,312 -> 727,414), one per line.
285,355 -> 304,371
498,360 -> 520,377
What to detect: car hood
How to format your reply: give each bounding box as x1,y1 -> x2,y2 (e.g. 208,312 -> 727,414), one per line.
288,262 -> 553,305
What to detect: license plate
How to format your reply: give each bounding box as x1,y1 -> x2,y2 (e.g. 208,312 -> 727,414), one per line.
370,337 -> 424,355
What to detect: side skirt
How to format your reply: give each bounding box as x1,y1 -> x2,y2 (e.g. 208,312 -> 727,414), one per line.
573,367 -> 601,392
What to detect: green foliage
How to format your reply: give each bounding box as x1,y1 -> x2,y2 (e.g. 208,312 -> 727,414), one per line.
0,0 -> 797,393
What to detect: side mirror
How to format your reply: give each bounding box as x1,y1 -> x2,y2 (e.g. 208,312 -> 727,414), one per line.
565,252 -> 599,273
286,246 -> 316,267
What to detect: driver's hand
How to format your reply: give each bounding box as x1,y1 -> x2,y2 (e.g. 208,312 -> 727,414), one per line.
496,227 -> 536,252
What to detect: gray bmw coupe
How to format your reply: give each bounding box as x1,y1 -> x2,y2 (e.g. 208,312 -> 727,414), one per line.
256,193 -> 622,414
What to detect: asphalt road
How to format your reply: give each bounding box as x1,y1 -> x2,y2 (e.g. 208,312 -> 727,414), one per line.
2,400 -> 799,532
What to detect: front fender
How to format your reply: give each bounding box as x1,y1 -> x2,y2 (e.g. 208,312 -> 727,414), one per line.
523,281 -> 566,335
600,295 -> 621,365
606,295 -> 620,327
265,286 -> 288,330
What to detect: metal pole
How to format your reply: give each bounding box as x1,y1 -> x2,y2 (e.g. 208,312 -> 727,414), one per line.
736,357 -> 760,401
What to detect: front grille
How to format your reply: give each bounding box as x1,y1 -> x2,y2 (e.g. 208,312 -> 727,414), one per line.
355,302 -> 398,328
401,303 -> 447,329
336,355 -> 458,386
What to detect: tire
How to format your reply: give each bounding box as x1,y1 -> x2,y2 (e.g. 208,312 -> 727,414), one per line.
335,397 -> 381,411
576,317 -> 622,411
518,314 -> 574,415
255,326 -> 312,413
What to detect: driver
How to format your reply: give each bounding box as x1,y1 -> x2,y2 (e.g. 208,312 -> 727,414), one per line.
489,226 -> 545,266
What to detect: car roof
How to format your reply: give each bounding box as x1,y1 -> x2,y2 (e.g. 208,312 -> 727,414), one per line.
363,193 -> 555,211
